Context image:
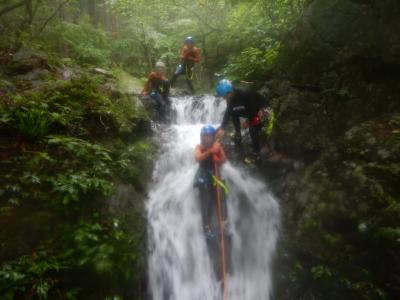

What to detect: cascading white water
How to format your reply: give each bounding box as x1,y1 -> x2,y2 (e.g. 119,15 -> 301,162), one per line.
147,95 -> 280,300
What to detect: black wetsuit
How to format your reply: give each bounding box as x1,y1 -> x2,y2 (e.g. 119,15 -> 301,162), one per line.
148,76 -> 170,123
194,152 -> 231,278
220,87 -> 268,154
195,155 -> 216,229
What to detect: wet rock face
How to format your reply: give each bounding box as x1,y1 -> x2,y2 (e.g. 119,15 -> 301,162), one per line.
7,49 -> 49,75
281,0 -> 400,85
0,80 -> 16,98
271,0 -> 400,158
267,1 -> 400,299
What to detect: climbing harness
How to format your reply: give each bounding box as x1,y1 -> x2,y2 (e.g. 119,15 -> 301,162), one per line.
212,175 -> 229,195
185,64 -> 195,80
266,110 -> 275,136
214,163 -> 228,300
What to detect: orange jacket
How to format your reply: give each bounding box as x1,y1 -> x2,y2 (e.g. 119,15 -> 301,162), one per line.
180,46 -> 201,63
143,71 -> 167,93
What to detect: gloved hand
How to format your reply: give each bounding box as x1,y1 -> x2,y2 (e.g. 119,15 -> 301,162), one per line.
210,143 -> 222,164
241,120 -> 250,129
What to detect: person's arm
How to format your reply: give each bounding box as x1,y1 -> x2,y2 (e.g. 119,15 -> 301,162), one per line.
219,145 -> 227,164
187,48 -> 200,62
210,142 -> 226,165
180,47 -> 186,59
215,143 -> 227,164
143,72 -> 154,94
220,105 -> 232,129
194,145 -> 211,162
232,115 -> 241,134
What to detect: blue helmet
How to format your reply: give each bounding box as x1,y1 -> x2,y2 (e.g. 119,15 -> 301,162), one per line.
216,79 -> 233,97
200,125 -> 216,136
185,36 -> 195,44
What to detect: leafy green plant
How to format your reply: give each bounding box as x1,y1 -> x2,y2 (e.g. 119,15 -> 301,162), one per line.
311,265 -> 332,280
0,252 -> 65,300
224,43 -> 280,81
15,109 -> 53,141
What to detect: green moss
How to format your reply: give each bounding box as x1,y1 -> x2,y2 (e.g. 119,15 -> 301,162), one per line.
290,114 -> 400,298
0,62 -> 153,298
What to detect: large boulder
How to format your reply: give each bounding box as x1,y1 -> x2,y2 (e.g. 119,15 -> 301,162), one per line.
272,0 -> 400,158
280,0 -> 400,85
289,114 -> 400,299
7,49 -> 49,75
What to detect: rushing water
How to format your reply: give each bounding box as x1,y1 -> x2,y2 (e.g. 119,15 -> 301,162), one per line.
147,95 -> 280,300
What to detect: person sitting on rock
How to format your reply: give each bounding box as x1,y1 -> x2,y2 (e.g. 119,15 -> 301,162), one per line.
170,36 -> 200,94
216,79 -> 270,160
142,61 -> 170,123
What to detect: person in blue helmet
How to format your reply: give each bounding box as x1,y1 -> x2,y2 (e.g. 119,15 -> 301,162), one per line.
216,79 -> 270,158
194,125 -> 229,278
195,125 -> 226,171
170,36 -> 201,94
194,125 -> 227,234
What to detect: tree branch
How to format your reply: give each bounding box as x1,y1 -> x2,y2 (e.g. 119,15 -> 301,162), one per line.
0,0 -> 26,17
34,0 -> 71,38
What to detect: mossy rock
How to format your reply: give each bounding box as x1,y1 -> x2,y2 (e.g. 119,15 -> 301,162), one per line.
7,49 -> 49,75
291,114 -> 400,299
271,0 -> 400,159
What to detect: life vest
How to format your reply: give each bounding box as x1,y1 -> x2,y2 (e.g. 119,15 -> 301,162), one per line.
181,46 -> 200,63
144,71 -> 167,93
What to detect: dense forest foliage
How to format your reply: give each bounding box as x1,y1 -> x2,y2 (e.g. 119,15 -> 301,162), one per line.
0,0 -> 399,299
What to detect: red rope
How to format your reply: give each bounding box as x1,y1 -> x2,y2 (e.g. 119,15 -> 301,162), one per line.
214,163 -> 228,300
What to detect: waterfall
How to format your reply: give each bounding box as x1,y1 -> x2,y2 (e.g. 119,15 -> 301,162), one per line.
147,95 -> 280,300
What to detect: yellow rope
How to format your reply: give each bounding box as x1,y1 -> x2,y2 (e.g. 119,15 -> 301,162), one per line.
185,64 -> 194,80
212,175 -> 229,195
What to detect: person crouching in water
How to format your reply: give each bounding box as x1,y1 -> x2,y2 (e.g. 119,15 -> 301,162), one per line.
216,79 -> 270,161
194,125 -> 230,279
142,61 -> 170,123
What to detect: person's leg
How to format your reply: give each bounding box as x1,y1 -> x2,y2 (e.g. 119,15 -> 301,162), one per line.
170,65 -> 184,86
162,80 -> 170,101
170,74 -> 178,87
183,64 -> 195,94
152,93 -> 165,122
161,81 -> 171,123
249,123 -> 262,154
186,77 -> 195,94
231,115 -> 242,145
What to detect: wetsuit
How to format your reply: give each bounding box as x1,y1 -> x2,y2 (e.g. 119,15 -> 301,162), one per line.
195,154 -> 216,229
170,46 -> 200,94
143,72 -> 170,122
194,144 -> 227,232
220,87 -> 269,154
194,144 -> 230,279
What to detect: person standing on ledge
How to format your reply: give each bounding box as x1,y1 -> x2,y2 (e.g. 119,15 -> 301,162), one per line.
170,36 -> 200,94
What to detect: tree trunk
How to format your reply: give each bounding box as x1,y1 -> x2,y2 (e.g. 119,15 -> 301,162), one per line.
58,0 -> 68,57
87,0 -> 97,26
141,23 -> 153,70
